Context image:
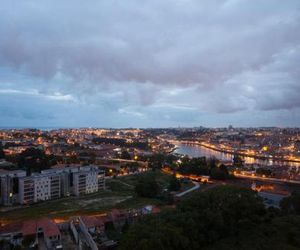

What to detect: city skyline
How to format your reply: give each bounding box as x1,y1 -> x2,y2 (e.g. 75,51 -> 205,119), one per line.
1,1 -> 300,128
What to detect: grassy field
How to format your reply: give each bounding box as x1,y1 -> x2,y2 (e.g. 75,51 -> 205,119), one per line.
180,181 -> 195,192
1,170 -> 173,224
112,170 -> 173,186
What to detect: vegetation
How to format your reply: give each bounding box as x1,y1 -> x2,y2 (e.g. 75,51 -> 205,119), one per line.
169,175 -> 181,191
120,150 -> 131,160
120,162 -> 139,173
120,185 -> 300,250
280,191 -> 300,215
0,144 -> 5,159
233,154 -> 244,167
17,147 -> 57,174
144,153 -> 231,180
174,156 -> 231,180
135,174 -> 160,198
256,167 -> 272,177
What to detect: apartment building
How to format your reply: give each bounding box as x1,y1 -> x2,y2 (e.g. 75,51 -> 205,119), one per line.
42,165 -> 105,197
0,170 -> 26,205
19,173 -> 61,204
18,177 -> 34,204
73,167 -> 99,196
50,174 -> 60,199
1,165 -> 105,205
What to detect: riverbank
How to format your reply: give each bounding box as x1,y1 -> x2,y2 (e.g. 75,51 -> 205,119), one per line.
172,140 -> 300,166
202,143 -> 300,164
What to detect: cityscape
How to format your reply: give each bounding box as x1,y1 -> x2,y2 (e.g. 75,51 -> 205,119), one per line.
1,1 -> 300,250
0,127 -> 300,249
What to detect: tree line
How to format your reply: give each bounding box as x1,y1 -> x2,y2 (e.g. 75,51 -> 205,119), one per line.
120,185 -> 300,250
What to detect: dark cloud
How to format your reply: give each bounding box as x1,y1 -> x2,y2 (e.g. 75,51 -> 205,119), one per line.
0,0 -> 300,127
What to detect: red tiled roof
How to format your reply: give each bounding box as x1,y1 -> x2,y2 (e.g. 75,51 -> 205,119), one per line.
0,222 -> 23,235
37,218 -> 60,238
81,216 -> 104,229
2,218 -> 60,238
22,220 -> 36,236
110,209 -> 127,221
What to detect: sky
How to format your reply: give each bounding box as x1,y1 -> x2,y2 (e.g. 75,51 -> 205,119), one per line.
0,0 -> 300,128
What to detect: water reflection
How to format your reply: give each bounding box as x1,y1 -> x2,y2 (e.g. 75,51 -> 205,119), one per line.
174,144 -> 300,167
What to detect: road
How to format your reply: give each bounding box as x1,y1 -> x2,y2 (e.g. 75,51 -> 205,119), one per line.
234,173 -> 300,185
175,181 -> 200,197
104,158 -> 148,166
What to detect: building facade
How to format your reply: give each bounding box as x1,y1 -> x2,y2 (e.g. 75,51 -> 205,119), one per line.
17,165 -> 105,205
0,170 -> 26,206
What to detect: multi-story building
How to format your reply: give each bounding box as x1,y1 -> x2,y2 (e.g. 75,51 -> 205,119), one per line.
50,174 -> 60,199
19,177 -> 34,204
73,167 -> 99,196
17,165 -> 105,204
42,165 -> 105,197
0,170 -> 26,206
1,165 -> 105,206
19,173 -> 61,204
34,174 -> 51,202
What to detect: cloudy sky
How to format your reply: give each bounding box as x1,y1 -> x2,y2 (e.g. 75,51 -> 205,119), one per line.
0,0 -> 300,128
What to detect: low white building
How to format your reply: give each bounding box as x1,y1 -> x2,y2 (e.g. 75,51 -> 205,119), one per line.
19,173 -> 61,204
34,175 -> 51,202
72,166 -> 104,196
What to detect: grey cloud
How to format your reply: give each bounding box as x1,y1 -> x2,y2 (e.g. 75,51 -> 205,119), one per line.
1,1 -> 299,85
0,0 -> 300,127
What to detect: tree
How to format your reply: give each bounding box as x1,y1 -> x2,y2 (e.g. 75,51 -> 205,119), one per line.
233,154 -> 243,167
121,185 -> 300,250
135,174 -> 159,198
210,164 -> 230,180
148,154 -> 166,170
120,217 -> 189,250
18,147 -> 51,174
125,162 -> 139,172
0,146 -> 5,159
169,175 -> 181,191
207,157 -> 218,169
256,167 -> 272,177
280,191 -> 300,215
121,150 -> 131,160
121,185 -> 268,249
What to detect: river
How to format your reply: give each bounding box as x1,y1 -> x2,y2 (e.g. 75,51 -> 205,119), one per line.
174,143 -> 300,167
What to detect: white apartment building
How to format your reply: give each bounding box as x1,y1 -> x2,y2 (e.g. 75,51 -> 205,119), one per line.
34,175 -> 51,202
3,165 -> 105,205
73,170 -> 98,196
72,166 -> 104,196
42,165 -> 105,197
19,173 -> 61,204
